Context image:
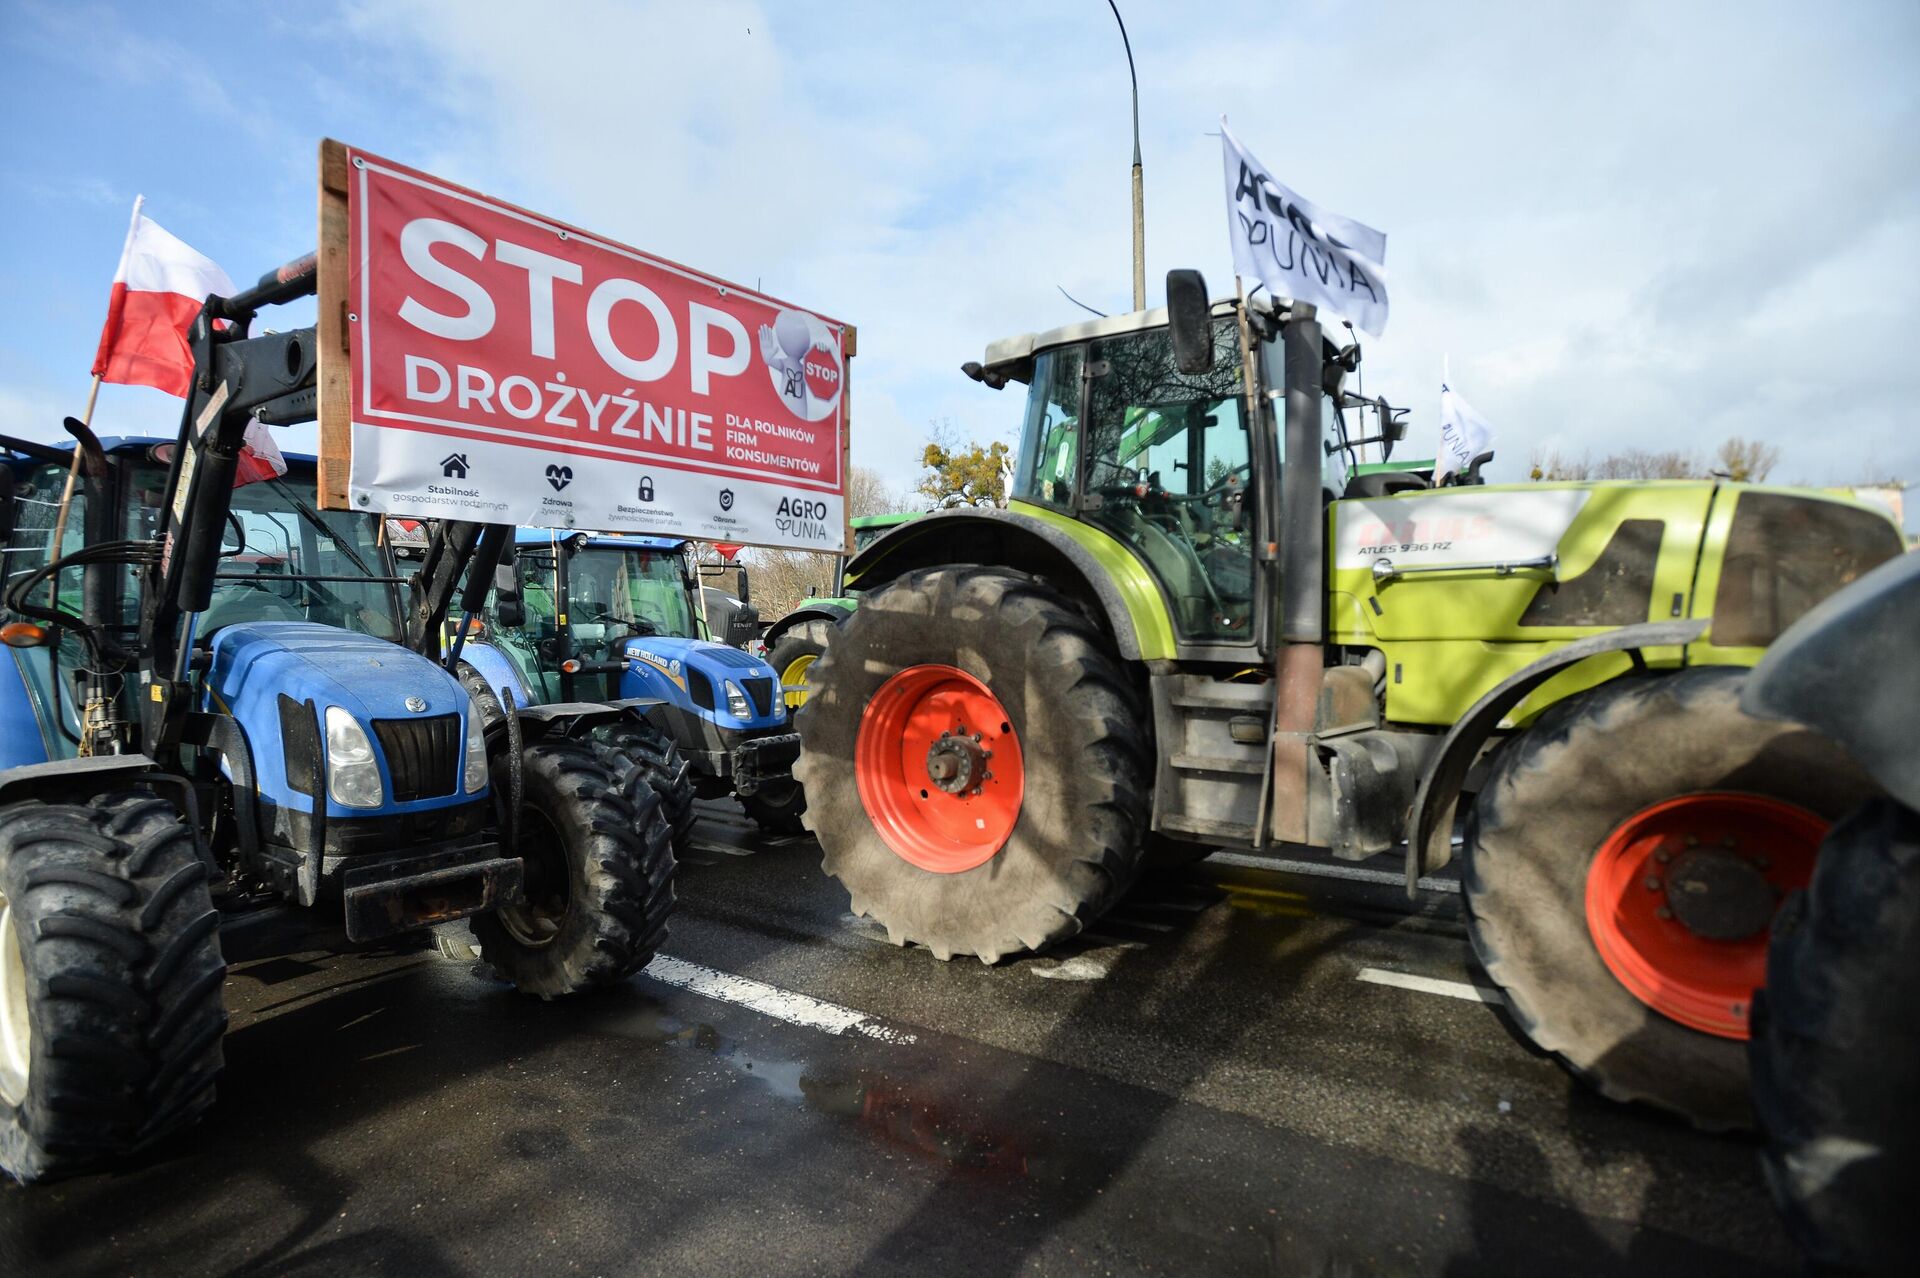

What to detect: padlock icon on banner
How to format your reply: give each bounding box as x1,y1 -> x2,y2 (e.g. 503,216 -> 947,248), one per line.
639,476 -> 655,503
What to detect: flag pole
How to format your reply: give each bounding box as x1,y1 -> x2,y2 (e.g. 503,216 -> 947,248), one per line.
45,374 -> 102,578
49,196 -> 141,592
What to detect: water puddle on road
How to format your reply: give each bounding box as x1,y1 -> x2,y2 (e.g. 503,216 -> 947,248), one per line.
610,1004 -> 1032,1176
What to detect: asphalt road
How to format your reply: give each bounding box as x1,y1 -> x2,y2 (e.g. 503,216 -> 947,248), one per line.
1,801 -> 1795,1276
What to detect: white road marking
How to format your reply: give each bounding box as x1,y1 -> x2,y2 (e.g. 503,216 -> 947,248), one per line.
1355,966 -> 1501,1004
642,955 -> 916,1044
1209,852 -> 1462,894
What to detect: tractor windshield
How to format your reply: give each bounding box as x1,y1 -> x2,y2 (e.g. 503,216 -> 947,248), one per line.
126,460 -> 403,641
567,546 -> 696,642
1011,316 -> 1257,641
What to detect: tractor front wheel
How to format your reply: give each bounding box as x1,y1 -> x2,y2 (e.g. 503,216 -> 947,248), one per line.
770,619 -> 837,711
1462,666 -> 1874,1129
1749,799 -> 1920,1271
472,739 -> 675,998
595,719 -> 698,854
0,792 -> 226,1182
795,567 -> 1150,962
739,781 -> 807,836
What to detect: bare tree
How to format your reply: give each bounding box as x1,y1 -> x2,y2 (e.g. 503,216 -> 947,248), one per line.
1713,436 -> 1780,483
739,466 -> 917,617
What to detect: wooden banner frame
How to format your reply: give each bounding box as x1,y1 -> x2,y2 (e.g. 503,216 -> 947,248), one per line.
315,138 -> 352,511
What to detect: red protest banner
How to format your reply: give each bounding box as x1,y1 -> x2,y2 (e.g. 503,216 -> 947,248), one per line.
321,142 -> 850,553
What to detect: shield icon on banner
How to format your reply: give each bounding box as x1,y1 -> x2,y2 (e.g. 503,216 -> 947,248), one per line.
719,489 -> 735,511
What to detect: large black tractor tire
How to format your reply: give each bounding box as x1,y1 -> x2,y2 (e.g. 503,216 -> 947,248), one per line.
1750,799 -> 1920,1273
595,719 -> 698,854
1462,666 -> 1875,1130
769,619 -> 837,711
794,567 -> 1150,963
471,738 -> 675,999
0,792 -> 226,1183
739,780 -> 807,836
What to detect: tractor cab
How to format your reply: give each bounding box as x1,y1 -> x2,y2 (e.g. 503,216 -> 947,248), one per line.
459,529 -> 805,833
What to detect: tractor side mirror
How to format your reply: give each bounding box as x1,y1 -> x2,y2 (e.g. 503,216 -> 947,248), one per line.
492,560 -> 525,628
1165,269 -> 1213,374
733,565 -> 749,606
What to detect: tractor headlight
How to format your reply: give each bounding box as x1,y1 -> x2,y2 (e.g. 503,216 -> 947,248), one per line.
462,708 -> 488,794
724,680 -> 751,718
324,707 -> 384,809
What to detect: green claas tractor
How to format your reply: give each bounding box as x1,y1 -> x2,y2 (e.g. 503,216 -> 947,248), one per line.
794,269 -> 1906,1128
764,512 -> 921,709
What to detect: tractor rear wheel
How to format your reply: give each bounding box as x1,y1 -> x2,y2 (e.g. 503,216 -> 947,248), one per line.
1462,667 -> 1874,1129
795,567 -> 1150,962
770,619 -> 837,711
1749,799 -> 1920,1271
0,792 -> 226,1183
596,719 -> 697,854
472,739 -> 675,998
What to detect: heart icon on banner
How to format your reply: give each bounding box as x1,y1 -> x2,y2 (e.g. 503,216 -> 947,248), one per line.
545,465 -> 573,492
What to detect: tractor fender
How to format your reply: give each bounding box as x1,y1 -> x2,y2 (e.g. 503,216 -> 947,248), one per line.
512,701 -> 628,743
459,641 -> 530,714
763,602 -> 853,649
1404,618 -> 1707,897
843,507 -> 1146,660
0,754 -> 168,807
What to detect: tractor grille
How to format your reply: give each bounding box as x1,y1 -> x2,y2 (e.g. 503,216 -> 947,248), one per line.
372,714 -> 460,802
741,676 -> 775,717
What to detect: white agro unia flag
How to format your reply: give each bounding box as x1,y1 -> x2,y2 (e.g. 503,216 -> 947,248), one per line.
1220,117 -> 1389,337
1435,361 -> 1497,484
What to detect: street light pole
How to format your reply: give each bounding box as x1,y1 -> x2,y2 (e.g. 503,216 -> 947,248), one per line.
1106,0 -> 1145,312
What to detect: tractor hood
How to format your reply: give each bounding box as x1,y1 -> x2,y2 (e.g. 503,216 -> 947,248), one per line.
618,635 -> 787,729
207,622 -> 475,812
209,622 -> 469,724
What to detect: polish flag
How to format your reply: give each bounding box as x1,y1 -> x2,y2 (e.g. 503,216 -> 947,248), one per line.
91,197 -> 234,398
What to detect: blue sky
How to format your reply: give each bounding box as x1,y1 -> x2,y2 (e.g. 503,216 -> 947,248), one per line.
3,1 -> 1916,525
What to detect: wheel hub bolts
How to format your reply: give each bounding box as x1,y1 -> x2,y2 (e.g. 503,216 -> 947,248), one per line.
925,731 -> 991,795
1664,847 -> 1776,941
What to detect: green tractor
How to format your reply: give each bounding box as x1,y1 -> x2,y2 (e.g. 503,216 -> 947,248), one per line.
764,512 -> 920,710
794,269 -> 1905,1128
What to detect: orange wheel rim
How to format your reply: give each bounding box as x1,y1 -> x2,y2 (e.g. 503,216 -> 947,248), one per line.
1584,792 -> 1825,1039
854,664 -> 1023,874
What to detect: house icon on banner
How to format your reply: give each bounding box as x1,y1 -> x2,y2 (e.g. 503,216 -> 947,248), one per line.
440,453 -> 470,478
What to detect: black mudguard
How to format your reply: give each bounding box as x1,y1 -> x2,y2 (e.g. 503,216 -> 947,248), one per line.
1742,552 -> 1920,811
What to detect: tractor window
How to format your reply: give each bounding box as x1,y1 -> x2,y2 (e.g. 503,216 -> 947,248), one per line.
567,547 -> 695,646
116,461 -> 403,642
1080,318 -> 1256,642
1012,345 -> 1086,509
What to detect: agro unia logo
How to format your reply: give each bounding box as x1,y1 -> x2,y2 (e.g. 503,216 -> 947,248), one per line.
758,309 -> 842,423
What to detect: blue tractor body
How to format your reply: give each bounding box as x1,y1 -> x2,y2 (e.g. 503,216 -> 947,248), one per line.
1,438 -> 505,932
457,530 -> 803,824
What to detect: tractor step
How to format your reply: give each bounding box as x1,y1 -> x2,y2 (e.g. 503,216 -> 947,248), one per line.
1150,673 -> 1271,851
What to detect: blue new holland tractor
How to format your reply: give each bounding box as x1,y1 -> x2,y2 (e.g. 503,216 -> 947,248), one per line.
454,530 -> 805,840
0,258 -> 675,1182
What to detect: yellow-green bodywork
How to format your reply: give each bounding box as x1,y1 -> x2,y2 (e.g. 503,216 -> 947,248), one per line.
991,481 -> 1901,731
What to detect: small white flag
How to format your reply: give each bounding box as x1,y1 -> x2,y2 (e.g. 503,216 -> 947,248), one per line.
1220,118 -> 1388,336
1435,362 -> 1496,485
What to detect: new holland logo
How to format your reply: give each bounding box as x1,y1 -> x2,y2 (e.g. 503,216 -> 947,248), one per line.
718,488 -> 735,512
632,648 -> 686,691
